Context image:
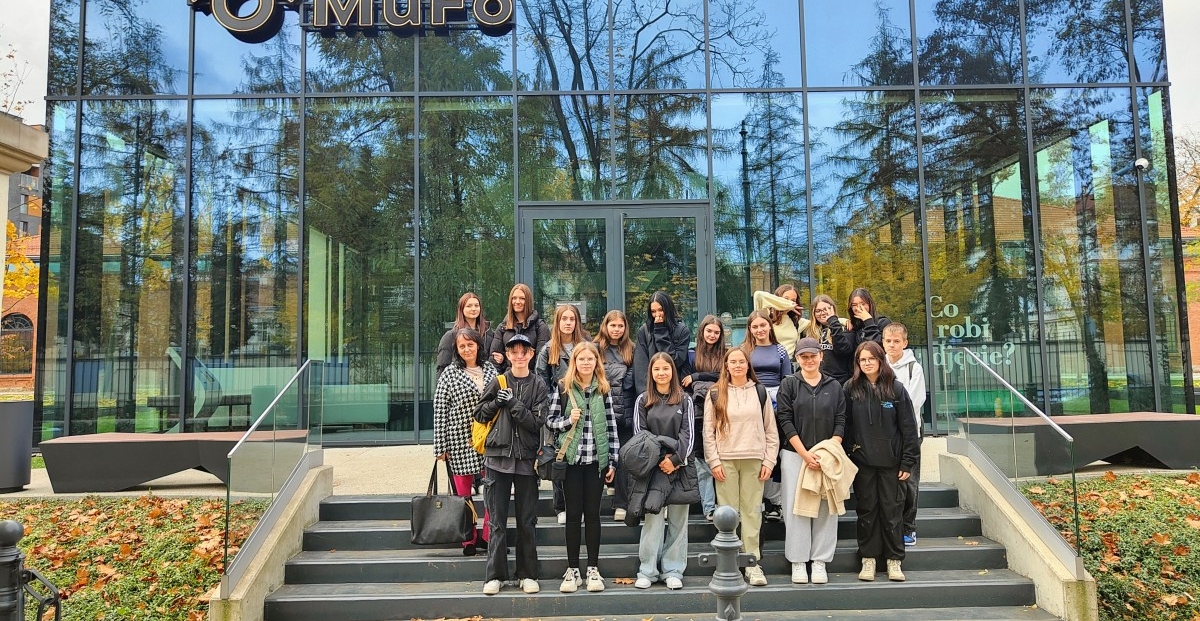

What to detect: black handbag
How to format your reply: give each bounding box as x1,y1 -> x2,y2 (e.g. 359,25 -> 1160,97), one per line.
410,461 -> 477,545
537,392 -> 582,482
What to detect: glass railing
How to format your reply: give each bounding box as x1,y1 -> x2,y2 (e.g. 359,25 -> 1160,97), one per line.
950,347 -> 1081,552
222,360 -> 326,572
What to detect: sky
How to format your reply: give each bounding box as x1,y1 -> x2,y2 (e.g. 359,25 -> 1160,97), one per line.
1,0 -> 1198,132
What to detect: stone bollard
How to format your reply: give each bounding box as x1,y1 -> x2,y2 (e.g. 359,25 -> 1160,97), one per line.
697,505 -> 757,621
0,520 -> 61,621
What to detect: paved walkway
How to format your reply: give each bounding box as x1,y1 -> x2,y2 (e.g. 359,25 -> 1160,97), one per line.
7,437 -> 951,499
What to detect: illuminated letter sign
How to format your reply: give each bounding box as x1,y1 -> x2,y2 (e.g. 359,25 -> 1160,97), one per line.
189,0 -> 513,41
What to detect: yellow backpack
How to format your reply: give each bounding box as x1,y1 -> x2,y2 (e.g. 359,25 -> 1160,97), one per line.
471,374 -> 505,454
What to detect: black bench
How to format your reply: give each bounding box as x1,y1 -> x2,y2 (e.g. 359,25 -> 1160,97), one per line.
39,430 -> 309,493
962,412 -> 1200,475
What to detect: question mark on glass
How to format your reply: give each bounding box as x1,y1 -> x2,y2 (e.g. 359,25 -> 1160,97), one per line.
1003,342 -> 1015,365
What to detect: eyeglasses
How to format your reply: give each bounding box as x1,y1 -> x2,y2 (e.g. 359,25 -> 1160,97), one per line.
858,357 -> 879,364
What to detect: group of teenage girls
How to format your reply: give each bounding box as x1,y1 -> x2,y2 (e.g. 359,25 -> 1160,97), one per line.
431,283 -> 923,595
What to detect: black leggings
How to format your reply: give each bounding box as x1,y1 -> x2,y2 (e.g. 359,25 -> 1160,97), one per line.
563,463 -> 605,567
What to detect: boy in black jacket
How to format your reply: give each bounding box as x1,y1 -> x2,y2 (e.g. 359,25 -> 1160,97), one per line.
475,333 -> 549,595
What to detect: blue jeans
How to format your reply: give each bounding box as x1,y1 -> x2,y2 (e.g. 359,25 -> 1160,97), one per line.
695,458 -> 717,515
638,503 -> 690,582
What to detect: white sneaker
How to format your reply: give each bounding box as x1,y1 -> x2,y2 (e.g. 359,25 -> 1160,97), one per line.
613,508 -> 626,521
560,567 -> 582,593
586,566 -> 605,592
745,564 -> 767,586
665,576 -> 683,590
557,511 -> 567,525
810,561 -> 828,584
791,562 -> 808,584
858,558 -> 876,581
482,579 -> 502,595
634,576 -> 652,589
521,578 -> 541,593
887,559 -> 905,582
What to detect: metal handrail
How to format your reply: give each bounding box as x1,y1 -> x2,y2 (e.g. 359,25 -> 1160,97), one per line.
958,346 -> 1082,556
958,347 -> 1074,444
226,359 -> 313,459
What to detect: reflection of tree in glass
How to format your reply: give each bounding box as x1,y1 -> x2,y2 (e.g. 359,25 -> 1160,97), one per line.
1031,0 -> 1164,84
917,0 -> 1021,85
79,0 -> 182,95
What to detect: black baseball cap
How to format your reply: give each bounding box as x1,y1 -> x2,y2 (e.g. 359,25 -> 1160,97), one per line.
505,333 -> 534,349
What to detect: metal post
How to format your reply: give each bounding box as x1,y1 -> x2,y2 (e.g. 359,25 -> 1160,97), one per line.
0,521 -> 25,621
698,506 -> 756,621
741,122 -> 754,310
0,520 -> 62,621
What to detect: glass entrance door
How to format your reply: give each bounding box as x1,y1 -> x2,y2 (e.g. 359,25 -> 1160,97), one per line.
519,206 -> 713,337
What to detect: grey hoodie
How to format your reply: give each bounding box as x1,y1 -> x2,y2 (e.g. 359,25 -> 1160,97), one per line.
887,349 -> 926,432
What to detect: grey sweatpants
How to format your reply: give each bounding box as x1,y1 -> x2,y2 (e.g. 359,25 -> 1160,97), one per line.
779,449 -> 838,563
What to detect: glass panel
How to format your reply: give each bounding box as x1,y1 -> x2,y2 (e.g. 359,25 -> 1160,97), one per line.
920,89 -> 1042,430
48,0 -> 79,96
73,100 -> 187,435
531,218 -> 608,337
1131,0 -> 1166,83
807,90 -> 924,341
419,96 -> 516,441
611,0 -> 705,90
35,101 -> 78,443
803,0 -> 912,87
304,97 -> 415,444
516,0 -> 609,90
614,93 -> 708,200
191,98 -> 301,433
1031,87 -> 1152,413
1026,0 -> 1129,84
710,92 -> 809,321
420,30 -> 514,92
624,215 -> 699,334
915,0 -> 1021,85
194,8 -> 301,94
1138,87 -> 1183,410
517,95 -> 610,200
305,30 -> 415,93
82,0 -> 188,95
709,0 -> 800,88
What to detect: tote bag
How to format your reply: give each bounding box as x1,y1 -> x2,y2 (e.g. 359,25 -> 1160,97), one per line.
410,461 -> 477,545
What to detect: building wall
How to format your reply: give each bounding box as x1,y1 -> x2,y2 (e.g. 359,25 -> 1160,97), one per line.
35,0 -> 1188,444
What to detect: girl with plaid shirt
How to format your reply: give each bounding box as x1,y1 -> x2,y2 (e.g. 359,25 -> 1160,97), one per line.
545,342 -> 620,593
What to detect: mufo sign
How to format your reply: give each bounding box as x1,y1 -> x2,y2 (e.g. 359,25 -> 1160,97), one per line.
189,0 -> 515,43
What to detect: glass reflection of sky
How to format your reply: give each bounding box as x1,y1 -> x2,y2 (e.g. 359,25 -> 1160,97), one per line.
516,0 -> 609,90
804,0 -> 911,87
612,0 -> 707,90
710,0 -> 800,88
194,10 -> 301,94
85,0 -> 190,94
1132,5 -> 1166,83
1026,1 -> 1125,85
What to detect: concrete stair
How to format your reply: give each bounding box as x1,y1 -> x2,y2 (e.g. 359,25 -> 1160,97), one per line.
262,483 -> 1060,621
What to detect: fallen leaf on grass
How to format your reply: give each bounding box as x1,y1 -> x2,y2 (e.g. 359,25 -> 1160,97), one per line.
613,577 -> 635,584
1103,471 -> 1118,482
1174,545 -> 1191,556
1161,594 -> 1189,606
1186,516 -> 1200,530
1133,488 -> 1153,498
1152,533 -> 1171,546
1026,486 -> 1044,495
1188,472 -> 1200,485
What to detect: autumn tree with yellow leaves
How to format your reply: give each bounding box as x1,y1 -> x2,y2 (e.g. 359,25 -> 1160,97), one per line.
3,220 -> 38,313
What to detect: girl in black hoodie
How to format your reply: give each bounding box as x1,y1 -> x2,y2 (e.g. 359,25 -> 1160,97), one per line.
848,287 -> 891,348
806,294 -> 856,383
843,340 -> 920,583
490,283 -> 551,373
632,291 -> 692,395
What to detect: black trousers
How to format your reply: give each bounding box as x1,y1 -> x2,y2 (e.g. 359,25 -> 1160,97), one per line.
484,469 -> 540,582
902,464 -> 920,534
852,464 -> 906,561
563,463 -> 605,567
612,424 -> 634,510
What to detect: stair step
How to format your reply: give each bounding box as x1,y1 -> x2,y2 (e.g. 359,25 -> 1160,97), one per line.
263,569 -> 1037,621
318,484 -> 962,521
302,507 -> 981,551
285,536 -> 1008,584
476,608 -> 1059,621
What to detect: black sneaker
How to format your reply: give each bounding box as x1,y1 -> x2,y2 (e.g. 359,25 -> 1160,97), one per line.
763,503 -> 783,522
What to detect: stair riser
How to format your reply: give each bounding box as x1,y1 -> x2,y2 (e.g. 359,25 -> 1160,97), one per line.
264,582 -> 1036,621
303,515 -> 982,551
319,488 -> 962,521
285,547 -> 1009,584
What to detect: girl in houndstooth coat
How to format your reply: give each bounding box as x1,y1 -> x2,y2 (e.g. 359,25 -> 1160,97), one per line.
434,328 -> 498,555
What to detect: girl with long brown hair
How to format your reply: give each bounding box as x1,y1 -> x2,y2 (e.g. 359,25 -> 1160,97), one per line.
595,310 -> 637,521
436,292 -> 493,375
489,283 -> 550,371
682,314 -> 726,520
806,294 -> 855,383
702,347 -> 779,586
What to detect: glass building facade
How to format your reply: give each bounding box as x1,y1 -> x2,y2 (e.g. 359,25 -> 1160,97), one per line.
36,0 -> 1189,445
